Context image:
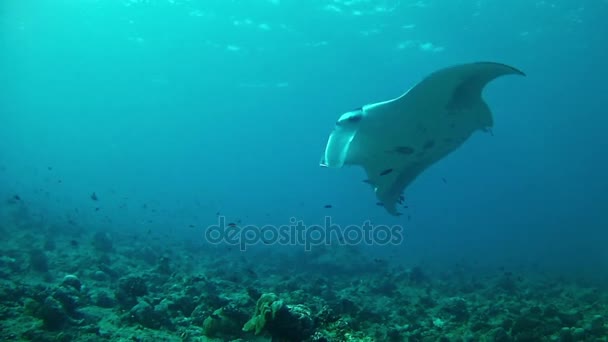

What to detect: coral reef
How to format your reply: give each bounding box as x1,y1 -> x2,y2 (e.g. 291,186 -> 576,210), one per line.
0,209 -> 606,341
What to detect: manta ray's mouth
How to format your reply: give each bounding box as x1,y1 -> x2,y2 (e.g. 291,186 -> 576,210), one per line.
335,109 -> 364,127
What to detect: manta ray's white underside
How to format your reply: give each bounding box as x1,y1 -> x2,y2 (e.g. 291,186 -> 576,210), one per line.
320,62 -> 525,215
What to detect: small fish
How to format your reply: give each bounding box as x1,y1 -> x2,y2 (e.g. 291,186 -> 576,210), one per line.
70,240 -> 79,247
376,202 -> 384,207
95,207 -> 100,211
324,204 -> 333,209
441,177 -> 447,184
228,223 -> 237,227
47,166 -> 53,171
13,195 -> 21,201
380,168 -> 393,176
188,224 -> 195,228
90,192 -> 98,201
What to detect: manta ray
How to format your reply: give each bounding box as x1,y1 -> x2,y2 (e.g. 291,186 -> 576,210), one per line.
320,62 -> 525,215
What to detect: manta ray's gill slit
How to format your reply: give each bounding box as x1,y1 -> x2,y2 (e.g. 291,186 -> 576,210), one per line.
393,146 -> 415,155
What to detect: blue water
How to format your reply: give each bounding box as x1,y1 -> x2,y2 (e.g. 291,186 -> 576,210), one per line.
1,0 -> 607,280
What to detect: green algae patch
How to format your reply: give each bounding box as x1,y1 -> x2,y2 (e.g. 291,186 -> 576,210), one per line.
242,293 -> 284,335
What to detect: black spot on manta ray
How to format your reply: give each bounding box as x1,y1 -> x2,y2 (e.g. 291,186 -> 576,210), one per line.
393,146 -> 415,155
379,168 -> 393,176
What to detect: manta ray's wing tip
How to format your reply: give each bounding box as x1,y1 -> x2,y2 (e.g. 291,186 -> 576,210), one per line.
475,61 -> 526,77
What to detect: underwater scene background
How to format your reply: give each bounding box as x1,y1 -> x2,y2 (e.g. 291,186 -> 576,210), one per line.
1,0 -> 607,341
